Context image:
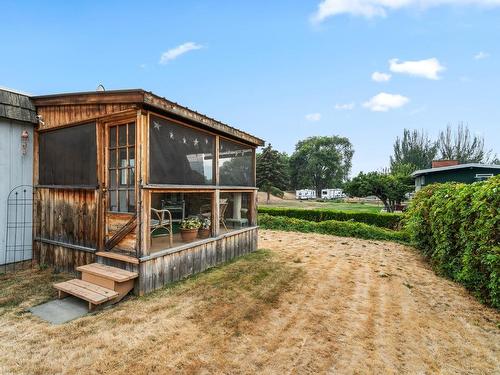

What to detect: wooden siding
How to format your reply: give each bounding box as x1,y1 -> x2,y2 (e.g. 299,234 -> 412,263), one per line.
33,188 -> 99,272
137,227 -> 258,295
36,103 -> 137,130
34,242 -> 95,274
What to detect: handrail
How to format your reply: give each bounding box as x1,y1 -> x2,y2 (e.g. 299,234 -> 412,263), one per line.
105,214 -> 138,251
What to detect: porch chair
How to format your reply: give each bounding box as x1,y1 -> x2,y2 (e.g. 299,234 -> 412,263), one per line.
150,208 -> 173,247
199,198 -> 229,230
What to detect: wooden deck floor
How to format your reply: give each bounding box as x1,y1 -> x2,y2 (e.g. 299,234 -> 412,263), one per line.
150,228 -> 240,253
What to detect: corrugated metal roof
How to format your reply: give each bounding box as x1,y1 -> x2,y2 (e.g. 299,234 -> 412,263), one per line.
0,88 -> 37,124
411,163 -> 500,177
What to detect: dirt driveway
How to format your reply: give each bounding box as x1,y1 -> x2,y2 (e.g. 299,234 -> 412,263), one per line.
0,230 -> 498,374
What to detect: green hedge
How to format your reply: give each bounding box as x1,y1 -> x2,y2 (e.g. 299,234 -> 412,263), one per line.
259,214 -> 409,243
405,176 -> 500,308
258,206 -> 402,229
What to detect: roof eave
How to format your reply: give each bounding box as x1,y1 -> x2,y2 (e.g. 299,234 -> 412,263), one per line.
31,89 -> 265,146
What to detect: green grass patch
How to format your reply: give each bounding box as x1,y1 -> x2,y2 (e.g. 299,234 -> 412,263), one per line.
261,200 -> 382,213
258,206 -> 402,229
259,213 -> 409,243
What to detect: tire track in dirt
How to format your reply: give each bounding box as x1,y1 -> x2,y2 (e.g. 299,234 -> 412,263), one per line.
260,231 -> 499,374
239,233 -> 360,373
327,249 -> 379,374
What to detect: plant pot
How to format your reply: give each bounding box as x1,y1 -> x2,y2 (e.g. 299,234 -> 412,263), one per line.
198,228 -> 211,239
180,228 -> 198,242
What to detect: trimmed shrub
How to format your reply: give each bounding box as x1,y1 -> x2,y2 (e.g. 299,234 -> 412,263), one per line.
270,186 -> 285,198
259,214 -> 409,243
405,176 -> 500,308
258,206 -> 402,229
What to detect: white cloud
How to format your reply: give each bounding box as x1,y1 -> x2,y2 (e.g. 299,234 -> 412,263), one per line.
474,51 -> 490,60
389,58 -> 445,80
305,113 -> 322,121
311,0 -> 500,23
371,71 -> 392,82
334,103 -> 355,110
363,92 -> 409,112
159,42 -> 203,64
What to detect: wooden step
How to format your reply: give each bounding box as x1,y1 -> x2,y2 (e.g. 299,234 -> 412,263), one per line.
77,263 -> 138,282
54,279 -> 118,310
96,251 -> 139,265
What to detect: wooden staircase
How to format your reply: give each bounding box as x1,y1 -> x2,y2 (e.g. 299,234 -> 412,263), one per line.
54,263 -> 138,311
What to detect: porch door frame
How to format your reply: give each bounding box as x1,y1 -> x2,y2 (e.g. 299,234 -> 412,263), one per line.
101,116 -> 138,249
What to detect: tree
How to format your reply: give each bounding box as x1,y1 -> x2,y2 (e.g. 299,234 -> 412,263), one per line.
437,122 -> 493,163
390,129 -> 438,173
344,172 -> 413,212
289,136 -> 354,196
256,143 -> 289,203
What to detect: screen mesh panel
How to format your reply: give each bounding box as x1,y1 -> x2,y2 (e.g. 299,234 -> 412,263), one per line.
39,123 -> 97,186
149,116 -> 215,185
219,139 -> 254,186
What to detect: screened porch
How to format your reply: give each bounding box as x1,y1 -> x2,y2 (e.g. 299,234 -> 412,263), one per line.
143,114 -> 257,256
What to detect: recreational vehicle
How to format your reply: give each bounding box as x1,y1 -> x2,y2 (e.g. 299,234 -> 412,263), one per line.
295,189 -> 316,200
321,188 -> 345,200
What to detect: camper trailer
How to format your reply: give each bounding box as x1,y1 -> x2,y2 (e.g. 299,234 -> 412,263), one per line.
295,189 -> 316,200
321,188 -> 345,200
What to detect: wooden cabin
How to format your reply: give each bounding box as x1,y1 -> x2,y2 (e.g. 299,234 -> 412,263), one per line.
31,89 -> 263,302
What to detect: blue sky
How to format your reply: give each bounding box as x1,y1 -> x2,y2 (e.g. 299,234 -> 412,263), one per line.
1,0 -> 499,174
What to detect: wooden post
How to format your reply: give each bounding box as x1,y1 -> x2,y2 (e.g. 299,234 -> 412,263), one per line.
214,135 -> 220,185
138,112 -> 150,257
95,121 -> 104,251
213,189 -> 220,237
249,190 -> 258,226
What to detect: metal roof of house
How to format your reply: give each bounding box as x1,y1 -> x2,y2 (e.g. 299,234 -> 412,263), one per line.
0,88 -> 37,124
32,89 -> 265,146
411,163 -> 500,177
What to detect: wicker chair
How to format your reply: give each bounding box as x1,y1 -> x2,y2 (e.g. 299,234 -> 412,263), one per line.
150,208 -> 173,246
199,199 -> 229,230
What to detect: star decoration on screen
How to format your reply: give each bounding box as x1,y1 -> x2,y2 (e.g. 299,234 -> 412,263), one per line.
193,138 -> 199,146
169,131 -> 174,139
205,138 -> 209,145
182,137 -> 187,144
153,121 -> 161,131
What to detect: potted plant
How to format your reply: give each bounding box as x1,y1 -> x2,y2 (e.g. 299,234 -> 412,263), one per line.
179,217 -> 201,242
198,217 -> 211,238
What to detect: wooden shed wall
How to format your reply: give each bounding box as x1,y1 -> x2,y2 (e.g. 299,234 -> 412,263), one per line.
34,243 -> 95,274
36,104 -> 136,130
33,188 -> 99,272
138,227 -> 258,295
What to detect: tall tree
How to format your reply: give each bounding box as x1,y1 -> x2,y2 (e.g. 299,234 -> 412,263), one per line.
437,122 -> 493,163
390,129 -> 438,173
344,172 -> 413,212
289,136 -> 354,196
256,143 -> 289,203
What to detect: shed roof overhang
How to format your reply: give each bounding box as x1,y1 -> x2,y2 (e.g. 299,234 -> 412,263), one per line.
411,163 -> 500,178
32,89 -> 264,146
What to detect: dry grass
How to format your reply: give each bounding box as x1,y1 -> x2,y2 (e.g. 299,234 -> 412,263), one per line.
0,231 -> 499,374
0,267 -> 71,315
